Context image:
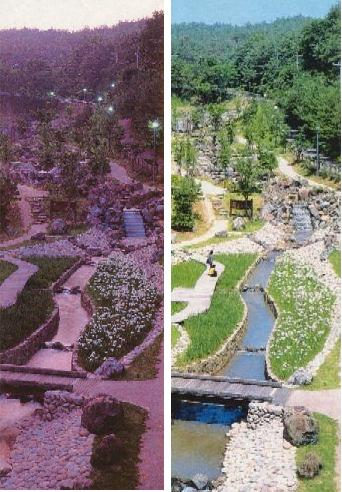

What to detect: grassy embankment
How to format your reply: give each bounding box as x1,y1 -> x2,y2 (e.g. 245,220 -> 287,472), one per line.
0,256 -> 78,350
0,260 -> 17,285
177,253 -> 257,366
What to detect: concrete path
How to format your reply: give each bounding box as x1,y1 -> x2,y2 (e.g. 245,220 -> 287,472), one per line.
109,160 -> 153,192
0,256 -> 38,308
171,258 -> 224,323
284,388 -> 341,422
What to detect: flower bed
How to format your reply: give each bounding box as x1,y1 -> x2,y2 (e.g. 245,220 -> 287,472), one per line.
268,257 -> 336,380
78,253 -> 162,371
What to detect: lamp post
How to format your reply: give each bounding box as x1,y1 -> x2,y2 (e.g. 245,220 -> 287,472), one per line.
82,88 -> 87,101
150,120 -> 160,186
97,95 -> 103,103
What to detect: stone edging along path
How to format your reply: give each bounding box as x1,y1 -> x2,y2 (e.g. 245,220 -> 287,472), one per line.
0,255 -> 38,308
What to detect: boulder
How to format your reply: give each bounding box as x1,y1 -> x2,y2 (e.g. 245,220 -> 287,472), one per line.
50,218 -> 67,235
288,368 -> 313,386
90,434 -> 124,468
81,395 -> 124,434
283,408 -> 319,446
297,452 -> 322,478
95,358 -> 125,379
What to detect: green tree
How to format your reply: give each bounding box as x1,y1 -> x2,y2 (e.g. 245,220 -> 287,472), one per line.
234,151 -> 261,215
0,134 -> 13,164
0,168 -> 17,230
171,175 -> 201,231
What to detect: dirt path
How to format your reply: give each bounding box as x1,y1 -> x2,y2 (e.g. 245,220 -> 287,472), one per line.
0,256 -> 38,308
278,156 -> 336,191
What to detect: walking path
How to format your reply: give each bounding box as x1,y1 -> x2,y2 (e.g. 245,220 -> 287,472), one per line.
109,160 -> 154,192
171,257 -> 224,323
0,256 -> 38,308
278,156 -> 336,191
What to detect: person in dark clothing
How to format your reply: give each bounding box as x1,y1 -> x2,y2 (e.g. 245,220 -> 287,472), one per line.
206,250 -> 214,268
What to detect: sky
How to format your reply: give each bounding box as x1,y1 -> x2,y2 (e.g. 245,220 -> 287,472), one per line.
172,0 -> 338,24
0,0 -> 164,30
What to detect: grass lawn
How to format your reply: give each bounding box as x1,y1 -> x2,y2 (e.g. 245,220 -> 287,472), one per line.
268,258 -> 336,380
296,413 -> 339,492
185,234 -> 243,250
0,256 -> 79,350
227,218 -> 265,233
171,260 -> 206,290
172,325 -> 181,348
328,250 -> 341,278
293,163 -> 340,191
178,253 -> 257,365
0,260 -> 17,285
305,339 -> 340,391
90,402 -> 147,490
172,302 -> 187,315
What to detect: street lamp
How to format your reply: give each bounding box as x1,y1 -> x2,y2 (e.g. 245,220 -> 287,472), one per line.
82,88 -> 87,101
48,91 -> 55,97
110,82 -> 115,88
97,96 -> 103,102
107,105 -> 114,113
149,120 -> 160,186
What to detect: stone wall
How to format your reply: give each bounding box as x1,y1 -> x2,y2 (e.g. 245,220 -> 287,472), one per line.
0,307 -> 59,365
247,401 -> 284,429
40,390 -> 85,421
52,257 -> 85,292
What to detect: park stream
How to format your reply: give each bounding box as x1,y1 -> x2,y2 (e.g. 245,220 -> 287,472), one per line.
172,251 -> 280,482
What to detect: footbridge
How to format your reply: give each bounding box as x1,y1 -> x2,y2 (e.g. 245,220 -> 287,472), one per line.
171,372 -> 283,404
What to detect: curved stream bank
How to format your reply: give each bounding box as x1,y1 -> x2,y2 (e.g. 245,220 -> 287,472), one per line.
217,252 -> 279,380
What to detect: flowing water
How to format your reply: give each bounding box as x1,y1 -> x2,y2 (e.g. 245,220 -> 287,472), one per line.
171,399 -> 247,480
217,252 -> 279,381
292,204 -> 313,244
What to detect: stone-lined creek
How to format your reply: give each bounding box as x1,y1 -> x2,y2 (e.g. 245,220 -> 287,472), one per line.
172,252 -> 280,481
217,252 -> 279,381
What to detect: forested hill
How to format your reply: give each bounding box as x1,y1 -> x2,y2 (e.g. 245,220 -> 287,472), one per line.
172,16 -> 311,61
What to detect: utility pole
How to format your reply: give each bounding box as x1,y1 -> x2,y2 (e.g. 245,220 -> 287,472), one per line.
316,126 -> 320,175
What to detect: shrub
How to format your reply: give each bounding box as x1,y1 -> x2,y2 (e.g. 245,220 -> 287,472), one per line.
78,254 -> 161,371
171,176 -> 201,231
297,453 -> 322,479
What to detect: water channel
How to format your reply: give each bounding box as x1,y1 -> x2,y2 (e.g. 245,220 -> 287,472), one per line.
172,252 -> 279,481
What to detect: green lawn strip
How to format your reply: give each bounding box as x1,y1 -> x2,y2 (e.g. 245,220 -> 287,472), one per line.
112,333 -> 163,381
185,234 -> 243,250
0,260 -> 17,285
172,325 -> 181,348
328,250 -> 341,278
0,256 -> 79,350
304,339 -> 341,391
172,301 -> 187,315
268,258 -> 336,381
178,253 -> 257,365
90,402 -> 147,490
296,413 -> 338,492
171,260 -> 206,290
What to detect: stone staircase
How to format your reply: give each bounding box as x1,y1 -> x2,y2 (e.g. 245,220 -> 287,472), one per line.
123,208 -> 146,238
28,197 -> 49,224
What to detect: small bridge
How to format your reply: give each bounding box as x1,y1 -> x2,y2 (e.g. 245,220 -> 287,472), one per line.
172,372 -> 282,404
0,365 -> 87,393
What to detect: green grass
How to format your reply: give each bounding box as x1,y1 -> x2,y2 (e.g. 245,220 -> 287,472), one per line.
172,325 -> 181,348
268,258 -> 336,380
90,402 -> 147,490
305,339 -> 341,391
227,218 -> 265,233
178,253 -> 257,365
25,256 -> 78,289
0,260 -> 17,285
328,250 -> 341,278
171,260 -> 206,290
0,256 -> 78,350
293,163 -> 340,191
172,302 -> 187,315
296,413 -> 339,492
185,234 -> 243,250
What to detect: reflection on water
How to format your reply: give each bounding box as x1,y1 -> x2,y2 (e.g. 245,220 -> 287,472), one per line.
172,400 -> 247,480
